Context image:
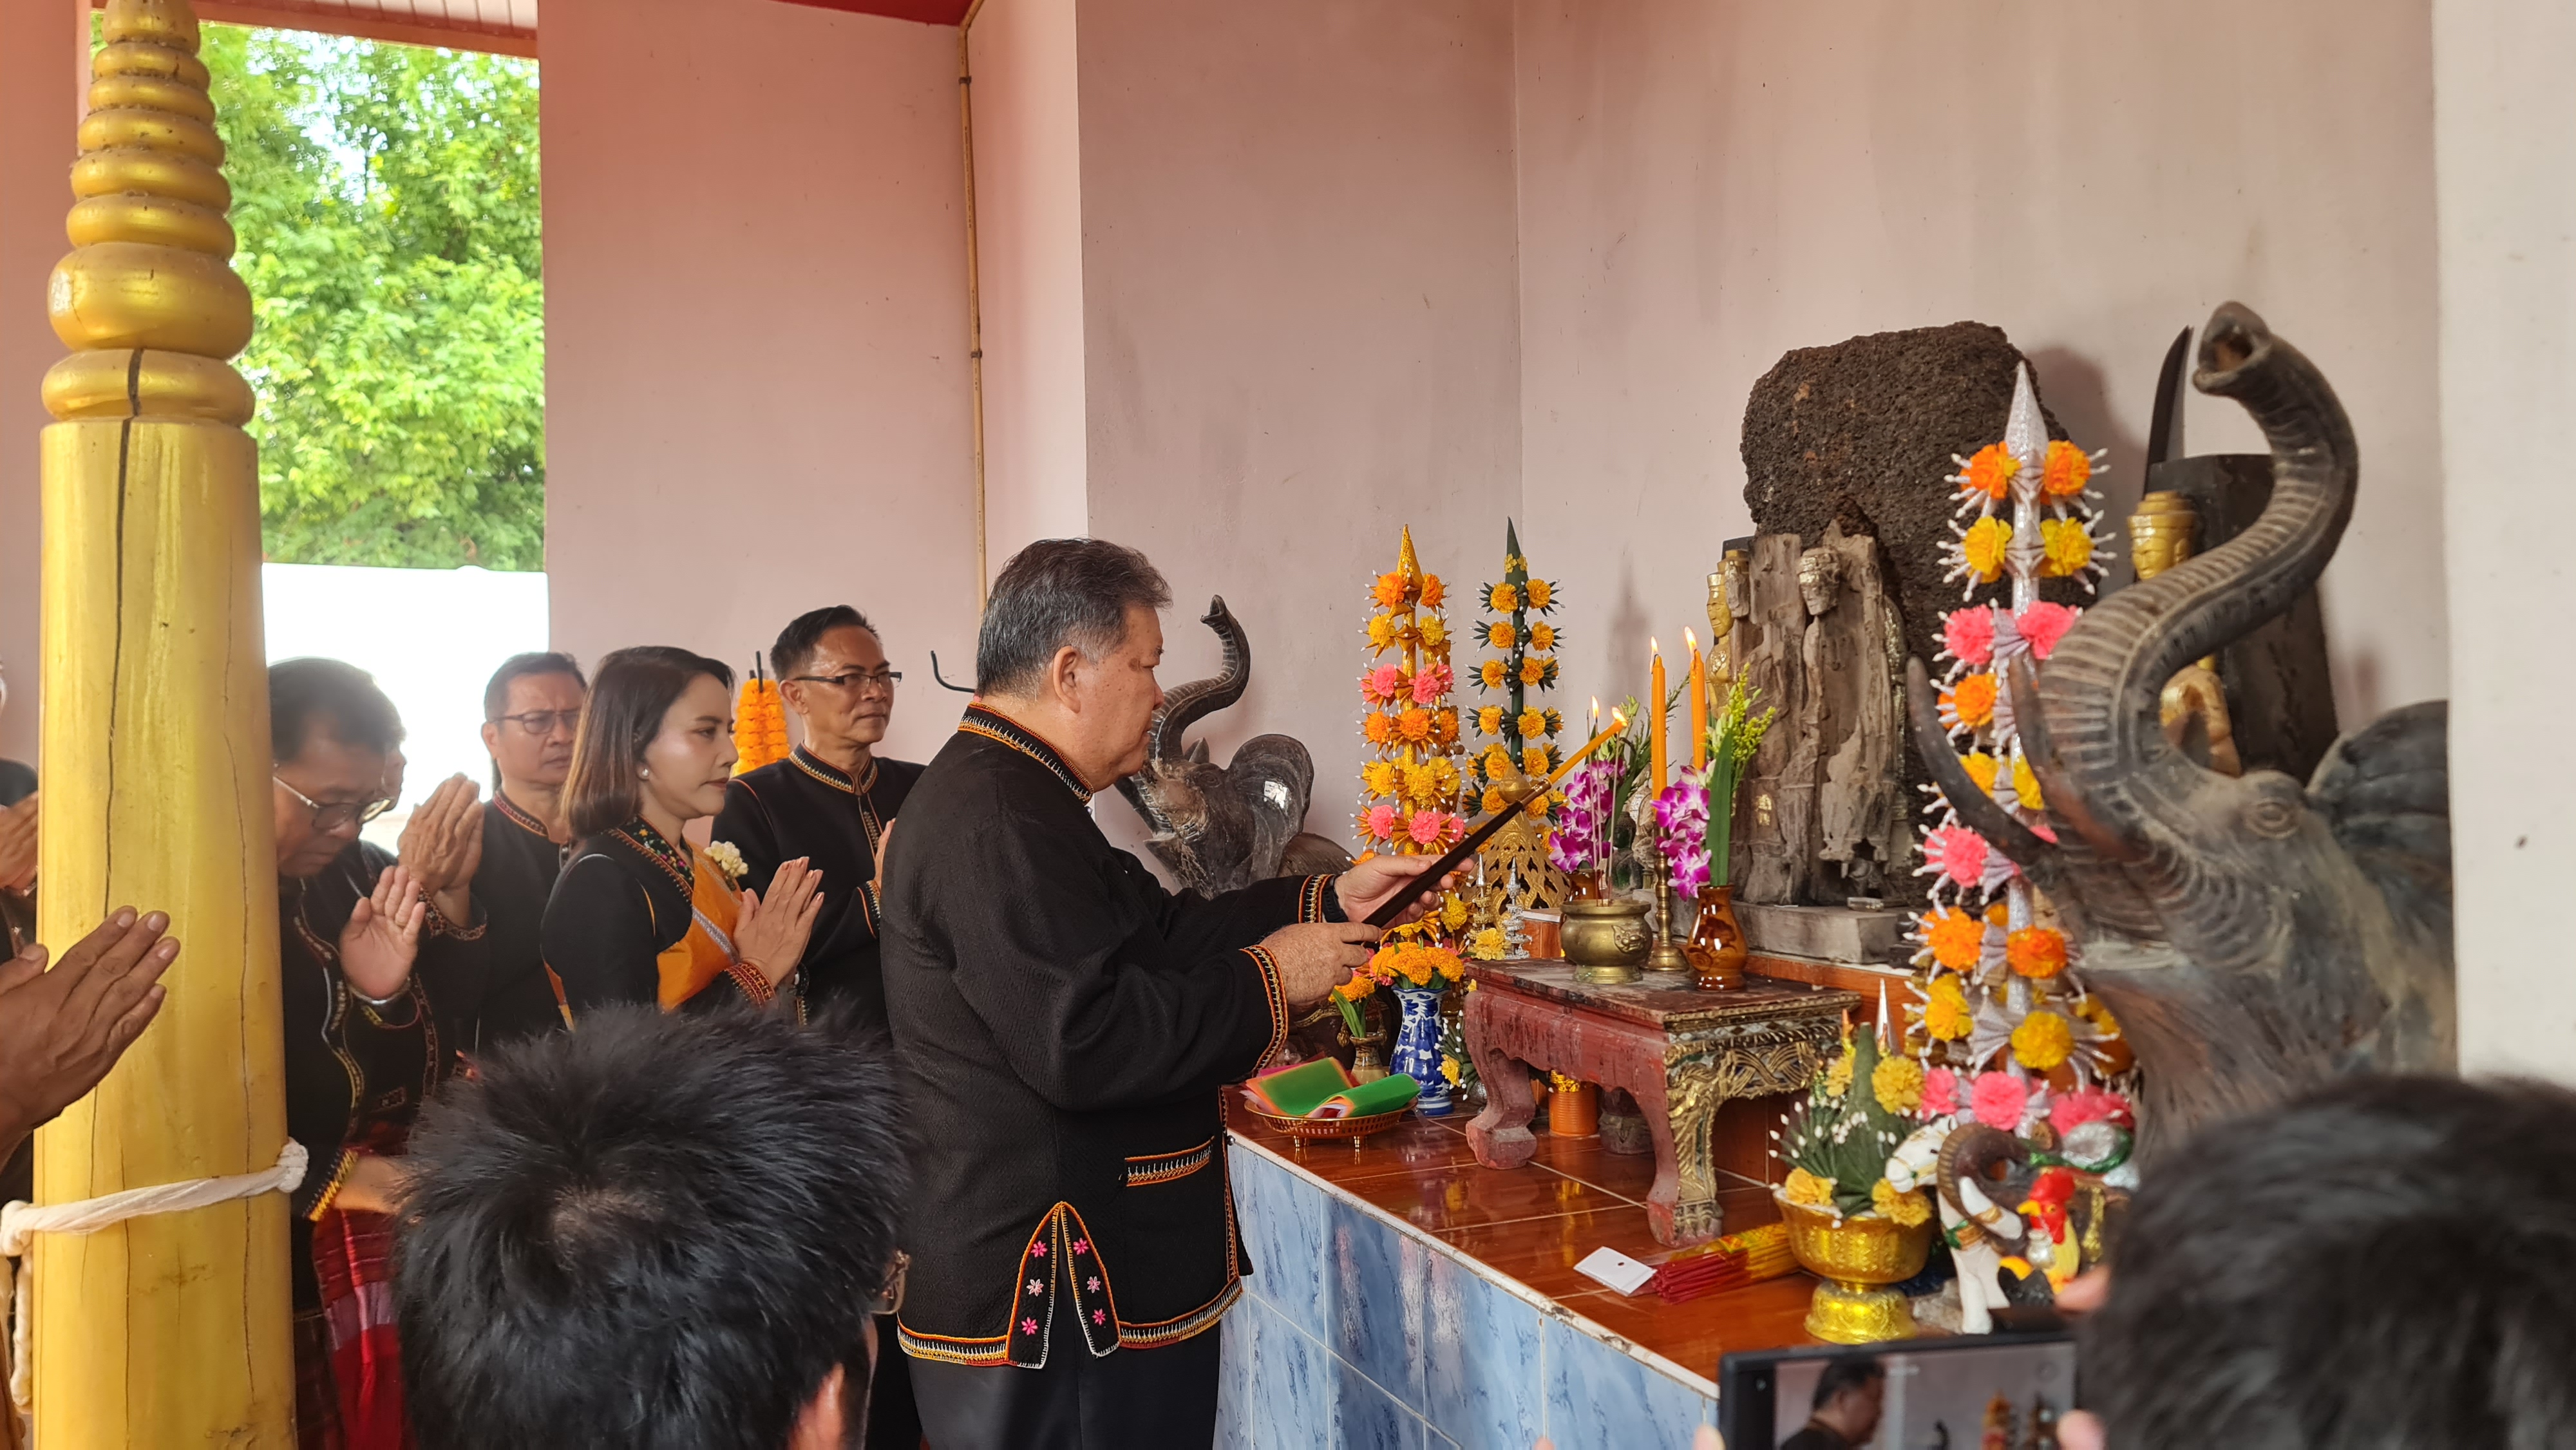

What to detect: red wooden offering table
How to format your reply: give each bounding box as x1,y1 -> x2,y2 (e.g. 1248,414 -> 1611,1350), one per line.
1463,961 -> 1860,1247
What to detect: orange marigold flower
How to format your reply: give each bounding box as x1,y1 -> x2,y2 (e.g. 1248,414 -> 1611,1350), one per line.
2041,439 -> 2094,499
1961,751 -> 2000,794
1488,583 -> 1519,614
1962,443 -> 2020,501
1478,660 -> 1508,690
1482,746 -> 1514,779
1487,621 -> 1518,650
1366,613 -> 1399,650
1922,907 -> 1986,972
1942,672 -> 1998,730
1373,572 -> 1411,609
2011,1010 -> 2076,1070
2007,926 -> 2070,979
1524,579 -> 1553,610
1482,786 -> 1508,813
1518,657 -> 1546,688
2040,518 -> 2094,578
1521,747 -> 1550,777
1517,708 -> 1548,742
1433,708 -> 1459,744
1477,706 -> 1506,737
1530,621 -> 1557,650
1363,712 -> 1394,746
1396,708 -> 1433,744
1419,574 -> 1446,608
1922,975 -> 1973,1040
1962,516 -> 2014,582
1417,616 -> 1447,650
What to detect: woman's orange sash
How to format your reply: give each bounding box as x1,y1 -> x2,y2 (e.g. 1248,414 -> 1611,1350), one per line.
656,853 -> 744,1010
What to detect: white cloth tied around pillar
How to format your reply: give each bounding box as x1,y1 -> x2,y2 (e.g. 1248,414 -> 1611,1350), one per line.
0,1139 -> 308,1414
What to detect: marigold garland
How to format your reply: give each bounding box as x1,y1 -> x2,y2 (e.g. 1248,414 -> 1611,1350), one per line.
2007,926 -> 2069,979
1352,529 -> 1470,954
1781,1167 -> 1836,1209
1871,1056 -> 1926,1115
2011,1009 -> 2076,1071
1919,907 -> 1987,972
1920,975 -> 1973,1040
1873,1178 -> 1933,1227
732,657 -> 791,775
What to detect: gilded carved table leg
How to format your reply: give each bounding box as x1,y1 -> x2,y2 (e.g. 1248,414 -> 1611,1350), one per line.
1658,1056 -> 1727,1246
1464,984 -> 1537,1169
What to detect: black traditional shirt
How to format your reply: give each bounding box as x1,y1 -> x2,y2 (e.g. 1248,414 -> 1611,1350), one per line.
883,703 -> 1339,1368
473,788 -> 570,1047
542,819 -> 777,1021
282,842 -> 489,1311
712,746 -> 922,1029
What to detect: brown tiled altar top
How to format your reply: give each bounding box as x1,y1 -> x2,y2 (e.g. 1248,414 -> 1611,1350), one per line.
1227,1095 -> 1825,1375
1463,959 -> 1861,1031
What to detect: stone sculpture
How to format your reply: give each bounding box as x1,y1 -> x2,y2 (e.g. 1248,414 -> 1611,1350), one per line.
1720,520 -> 1911,906
1908,304 -> 2452,1155
1115,597 -> 1344,897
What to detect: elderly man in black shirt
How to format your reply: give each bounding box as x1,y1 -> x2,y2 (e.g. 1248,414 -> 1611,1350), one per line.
885,539 -> 1446,1447
712,606 -> 921,1030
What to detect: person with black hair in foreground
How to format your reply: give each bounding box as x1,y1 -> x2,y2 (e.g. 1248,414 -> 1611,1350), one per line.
393,1005 -> 909,1450
471,650 -> 588,1046
1781,1358 -> 1884,1450
2060,1074 -> 2576,1450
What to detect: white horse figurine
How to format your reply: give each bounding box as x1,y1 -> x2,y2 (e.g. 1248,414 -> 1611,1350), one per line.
1886,1116 -> 2025,1335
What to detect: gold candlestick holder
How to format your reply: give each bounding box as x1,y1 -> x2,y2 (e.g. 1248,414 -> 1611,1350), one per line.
1643,837 -> 1694,976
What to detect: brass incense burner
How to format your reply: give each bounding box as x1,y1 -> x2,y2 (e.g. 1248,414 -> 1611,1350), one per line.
1560,898 -> 1651,984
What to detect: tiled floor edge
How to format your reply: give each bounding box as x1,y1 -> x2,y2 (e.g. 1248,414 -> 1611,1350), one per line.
1229,1134 -> 1723,1399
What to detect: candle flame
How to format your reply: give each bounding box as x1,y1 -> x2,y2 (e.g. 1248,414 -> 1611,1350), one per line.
1685,626 -> 1696,652
1650,636 -> 1660,658
1609,709 -> 1627,730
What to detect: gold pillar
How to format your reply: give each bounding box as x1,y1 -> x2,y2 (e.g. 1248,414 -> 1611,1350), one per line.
33,1 -> 293,1444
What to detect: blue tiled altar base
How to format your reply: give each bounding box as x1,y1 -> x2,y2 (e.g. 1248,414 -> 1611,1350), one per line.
1224,1142 -> 1717,1450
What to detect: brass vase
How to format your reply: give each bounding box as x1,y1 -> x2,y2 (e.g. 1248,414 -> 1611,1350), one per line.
1777,1196 -> 1936,1344
1560,898 -> 1651,984
1685,884 -> 1748,990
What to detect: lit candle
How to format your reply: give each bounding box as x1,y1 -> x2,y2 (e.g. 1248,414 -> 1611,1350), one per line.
1687,628 -> 1707,773
1649,638 -> 1667,791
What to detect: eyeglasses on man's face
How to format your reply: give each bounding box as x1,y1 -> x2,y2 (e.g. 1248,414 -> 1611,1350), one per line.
867,1250 -> 909,1317
274,776 -> 394,833
791,670 -> 903,695
492,708 -> 583,737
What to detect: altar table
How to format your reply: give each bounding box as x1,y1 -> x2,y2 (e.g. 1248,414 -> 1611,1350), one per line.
1462,962 -> 1861,1246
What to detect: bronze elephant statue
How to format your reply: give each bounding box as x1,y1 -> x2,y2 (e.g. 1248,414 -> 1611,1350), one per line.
1116,597 -> 1349,897
1908,303 -> 2452,1159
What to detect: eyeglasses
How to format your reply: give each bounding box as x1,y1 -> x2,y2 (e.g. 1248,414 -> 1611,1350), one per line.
491,708 -> 583,736
274,776 -> 394,833
790,670 -> 902,694
867,1250 -> 909,1317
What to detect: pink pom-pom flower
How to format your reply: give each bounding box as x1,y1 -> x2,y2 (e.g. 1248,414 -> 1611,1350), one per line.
2016,602 -> 2079,661
1407,810 -> 1451,847
1411,662 -> 1453,704
1920,824 -> 1989,892
1942,607 -> 1998,669
1971,1071 -> 2028,1131
2049,1086 -> 2133,1135
1364,663 -> 1407,705
1921,1066 -> 1962,1117
1362,803 -> 1400,842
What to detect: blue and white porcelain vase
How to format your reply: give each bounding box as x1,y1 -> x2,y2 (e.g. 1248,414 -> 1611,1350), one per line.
1388,984 -> 1453,1117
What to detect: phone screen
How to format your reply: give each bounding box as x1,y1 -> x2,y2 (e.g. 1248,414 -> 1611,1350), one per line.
1718,1330 -> 2076,1449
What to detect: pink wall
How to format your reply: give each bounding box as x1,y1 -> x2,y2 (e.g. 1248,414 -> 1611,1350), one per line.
1513,0 -> 2447,737
1065,0 -> 1524,858
967,0 -> 1091,585
0,0 -> 86,766
542,0 -> 980,766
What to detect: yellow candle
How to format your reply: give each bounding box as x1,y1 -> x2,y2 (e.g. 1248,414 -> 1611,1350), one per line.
1649,639 -> 1667,791
1687,628 -> 1707,772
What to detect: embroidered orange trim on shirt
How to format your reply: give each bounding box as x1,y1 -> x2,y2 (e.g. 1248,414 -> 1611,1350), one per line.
1117,1280 -> 1243,1349
956,704 -> 1093,803
1243,945 -> 1290,1069
1123,1135 -> 1217,1187
895,1324 -> 1011,1367
723,960 -> 776,1008
1299,874 -> 1332,924
491,789 -> 551,841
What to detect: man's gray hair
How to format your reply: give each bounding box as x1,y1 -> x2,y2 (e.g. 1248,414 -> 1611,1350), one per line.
976,538 -> 1173,697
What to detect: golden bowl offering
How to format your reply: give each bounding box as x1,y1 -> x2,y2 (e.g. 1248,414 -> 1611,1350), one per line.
1560,898 -> 1651,984
1776,1194 -> 1937,1344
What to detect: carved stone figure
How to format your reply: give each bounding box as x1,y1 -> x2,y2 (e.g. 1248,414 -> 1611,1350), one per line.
1725,522 -> 1910,906
1115,598 -> 1344,896
1908,304 -> 2452,1156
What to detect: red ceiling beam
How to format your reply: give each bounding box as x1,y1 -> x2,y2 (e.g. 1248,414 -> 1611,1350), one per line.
768,0 -> 970,28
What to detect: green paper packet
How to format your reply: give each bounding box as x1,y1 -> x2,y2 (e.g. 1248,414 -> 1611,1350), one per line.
1243,1058 -> 1354,1118
1314,1074 -> 1420,1119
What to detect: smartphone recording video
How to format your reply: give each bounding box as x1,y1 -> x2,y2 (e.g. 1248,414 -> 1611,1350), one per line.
1718,1330 -> 2076,1449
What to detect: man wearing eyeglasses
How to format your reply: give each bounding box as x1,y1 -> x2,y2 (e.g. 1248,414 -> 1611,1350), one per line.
472,651 -> 589,1044
713,605 -> 922,1031
268,656 -> 493,1444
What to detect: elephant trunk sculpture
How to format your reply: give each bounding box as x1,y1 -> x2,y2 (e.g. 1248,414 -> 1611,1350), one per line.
1908,304 -> 2453,1156
1117,597 -> 1347,897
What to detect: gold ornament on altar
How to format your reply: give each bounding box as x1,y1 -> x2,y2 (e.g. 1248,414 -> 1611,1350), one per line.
1470,520 -> 1567,916
2126,491 -> 2240,777
1354,527 -> 1468,943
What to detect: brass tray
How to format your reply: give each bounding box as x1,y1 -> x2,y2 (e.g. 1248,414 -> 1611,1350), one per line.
1244,1104 -> 1413,1142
